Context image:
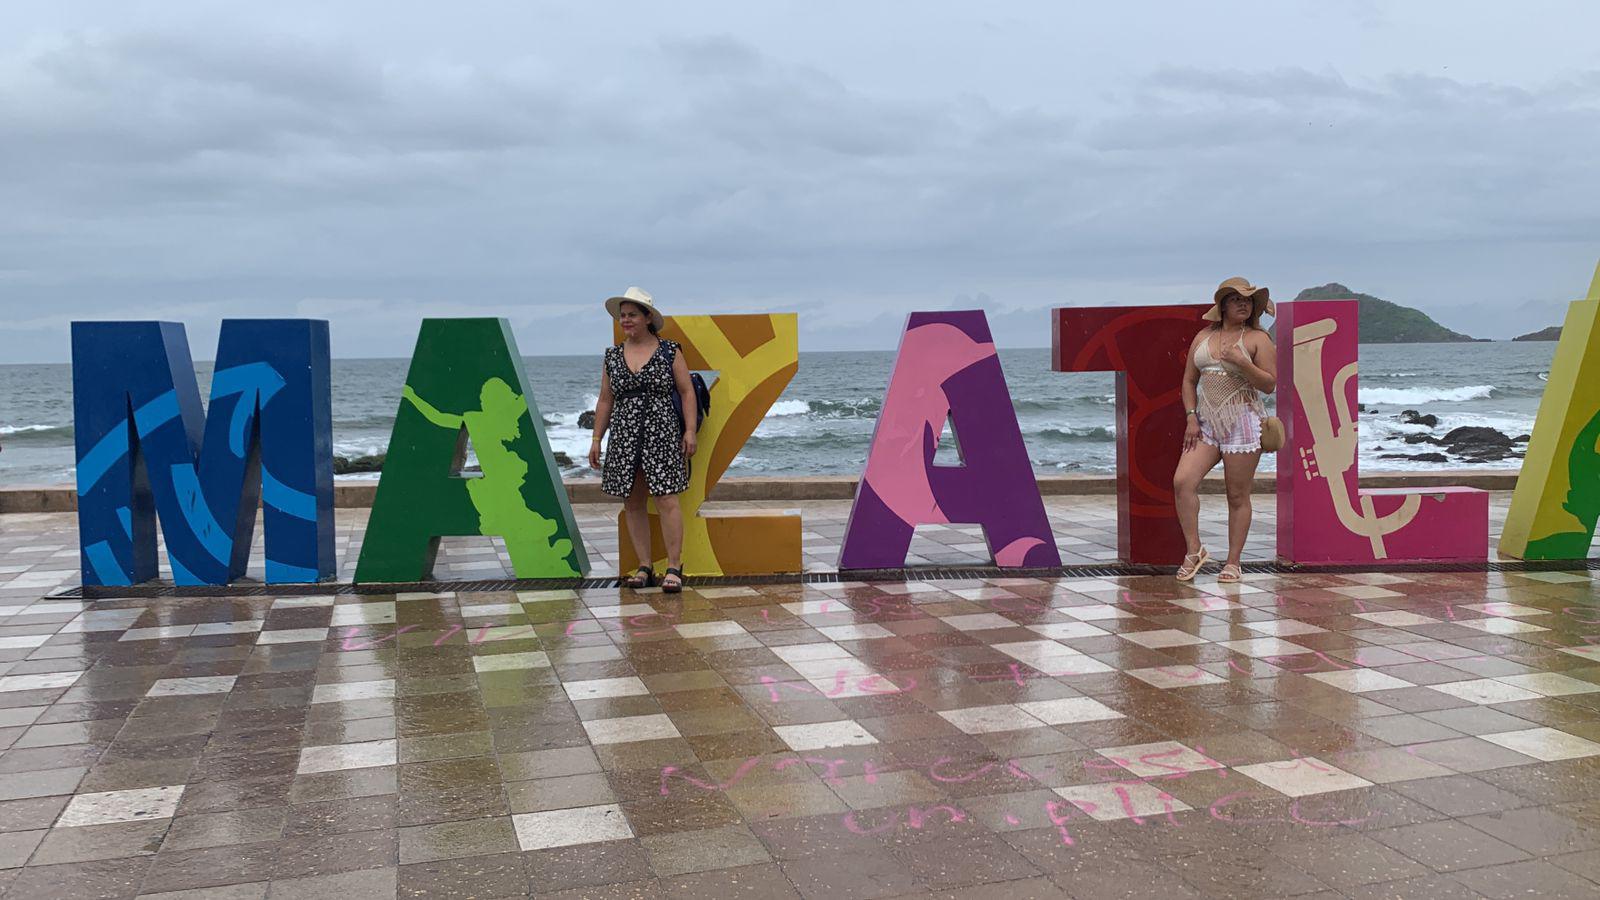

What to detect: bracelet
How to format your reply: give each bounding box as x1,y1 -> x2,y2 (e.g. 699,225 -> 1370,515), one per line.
591,435 -> 602,444
1185,409 -> 1198,417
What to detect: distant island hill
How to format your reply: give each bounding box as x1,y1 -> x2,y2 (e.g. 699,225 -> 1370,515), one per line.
1287,283 -> 1559,342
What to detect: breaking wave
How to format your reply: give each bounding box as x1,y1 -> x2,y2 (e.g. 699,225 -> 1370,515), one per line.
1359,385 -> 1494,405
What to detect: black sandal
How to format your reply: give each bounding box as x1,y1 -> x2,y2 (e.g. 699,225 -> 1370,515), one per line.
624,566 -> 655,589
661,567 -> 684,594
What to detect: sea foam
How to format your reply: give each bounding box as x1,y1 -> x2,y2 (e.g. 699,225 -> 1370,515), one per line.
1358,385 -> 1494,405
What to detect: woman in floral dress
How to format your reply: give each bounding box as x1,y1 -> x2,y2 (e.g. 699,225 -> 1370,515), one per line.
588,287 -> 696,593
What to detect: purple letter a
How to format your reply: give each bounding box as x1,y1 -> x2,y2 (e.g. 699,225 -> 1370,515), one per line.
839,311 -> 1059,569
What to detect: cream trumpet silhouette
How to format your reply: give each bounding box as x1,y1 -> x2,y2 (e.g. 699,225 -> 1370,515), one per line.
1291,316 -> 1420,557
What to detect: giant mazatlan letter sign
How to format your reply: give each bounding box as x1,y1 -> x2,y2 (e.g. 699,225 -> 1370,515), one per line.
840,311 -> 1060,569
354,319 -> 587,583
1501,260 -> 1600,560
1276,299 -> 1488,564
84,282 -> 1600,587
72,320 -> 335,586
614,314 -> 801,577
1053,305 -> 1207,565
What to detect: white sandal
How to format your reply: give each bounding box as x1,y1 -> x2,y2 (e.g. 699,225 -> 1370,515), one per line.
1176,547 -> 1209,582
1217,563 -> 1242,584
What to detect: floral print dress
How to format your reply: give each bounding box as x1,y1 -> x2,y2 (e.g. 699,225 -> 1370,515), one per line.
601,340 -> 690,498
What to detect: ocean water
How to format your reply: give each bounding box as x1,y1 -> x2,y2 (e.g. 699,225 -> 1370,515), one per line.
0,342 -> 1556,486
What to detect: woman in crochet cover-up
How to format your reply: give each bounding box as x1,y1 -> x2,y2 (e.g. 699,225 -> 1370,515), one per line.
1173,278 -> 1279,584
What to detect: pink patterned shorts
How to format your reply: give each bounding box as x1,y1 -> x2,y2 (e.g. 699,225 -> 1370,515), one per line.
1199,409 -> 1262,454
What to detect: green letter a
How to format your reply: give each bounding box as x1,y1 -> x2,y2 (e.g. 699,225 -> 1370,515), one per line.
354,319 -> 588,582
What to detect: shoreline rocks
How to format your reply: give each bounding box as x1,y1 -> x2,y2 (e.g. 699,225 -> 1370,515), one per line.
333,453 -> 385,474
1381,451 -> 1448,463
1381,412 -> 1526,464
334,450 -> 577,474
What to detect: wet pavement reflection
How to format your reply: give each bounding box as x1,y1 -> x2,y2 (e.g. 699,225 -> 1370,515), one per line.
0,500 -> 1598,897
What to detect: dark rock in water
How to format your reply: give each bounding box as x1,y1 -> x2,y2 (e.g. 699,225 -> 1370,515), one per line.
578,410 -> 596,430
553,451 -> 573,467
1399,409 -> 1439,428
1438,426 -> 1522,462
1357,403 -> 1367,413
1513,434 -> 1531,443
1382,452 -> 1448,463
1442,425 -> 1510,446
333,453 -> 385,474
1375,424 -> 1526,464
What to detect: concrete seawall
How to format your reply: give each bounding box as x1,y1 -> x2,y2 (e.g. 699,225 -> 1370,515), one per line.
0,470 -> 1520,514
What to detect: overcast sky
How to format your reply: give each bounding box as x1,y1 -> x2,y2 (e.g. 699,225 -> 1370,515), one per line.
3,1 -> 1599,362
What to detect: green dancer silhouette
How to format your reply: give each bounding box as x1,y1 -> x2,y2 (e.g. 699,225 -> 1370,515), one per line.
355,318 -> 586,583
403,378 -> 579,577
1525,407 -> 1600,559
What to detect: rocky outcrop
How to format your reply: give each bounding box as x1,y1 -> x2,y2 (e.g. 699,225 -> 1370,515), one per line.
1382,451 -> 1448,463
1439,426 -> 1519,461
335,451 -> 578,472
1291,284 -> 1481,342
1513,325 -> 1562,342
1382,416 -> 1525,464
333,453 -> 385,474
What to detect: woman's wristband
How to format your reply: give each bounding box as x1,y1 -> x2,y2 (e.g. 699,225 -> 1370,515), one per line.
591,434 -> 602,444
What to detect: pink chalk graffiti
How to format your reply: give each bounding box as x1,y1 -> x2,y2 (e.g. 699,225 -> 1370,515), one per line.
659,756 -> 765,796
805,757 -> 855,785
1045,798 -> 1088,846
1208,791 -> 1278,825
843,804 -> 968,835
1133,748 -> 1194,779
905,804 -> 967,829
841,811 -> 899,835
1082,758 -> 1135,782
339,623 -> 421,651
926,757 -> 997,784
757,671 -> 917,703
969,663 -> 1034,687
1289,797 -> 1378,827
857,673 -> 918,694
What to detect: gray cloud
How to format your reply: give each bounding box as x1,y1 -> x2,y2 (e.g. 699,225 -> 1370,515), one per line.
2,4 -> 1599,363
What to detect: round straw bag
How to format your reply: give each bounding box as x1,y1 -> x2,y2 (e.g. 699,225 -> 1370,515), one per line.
1259,415 -> 1285,453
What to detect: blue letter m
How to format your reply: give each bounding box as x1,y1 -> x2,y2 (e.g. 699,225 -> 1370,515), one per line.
72,320 -> 335,586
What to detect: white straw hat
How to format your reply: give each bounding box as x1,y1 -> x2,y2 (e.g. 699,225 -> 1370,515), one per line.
604,287 -> 665,331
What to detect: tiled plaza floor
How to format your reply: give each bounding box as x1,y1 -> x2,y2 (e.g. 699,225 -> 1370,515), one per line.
0,496 -> 1598,897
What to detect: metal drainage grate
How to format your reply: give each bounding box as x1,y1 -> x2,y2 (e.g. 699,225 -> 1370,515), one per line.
51,556 -> 1600,600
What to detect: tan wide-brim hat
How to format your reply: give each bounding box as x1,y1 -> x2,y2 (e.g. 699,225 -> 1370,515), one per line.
604,286 -> 665,331
1203,276 -> 1275,322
